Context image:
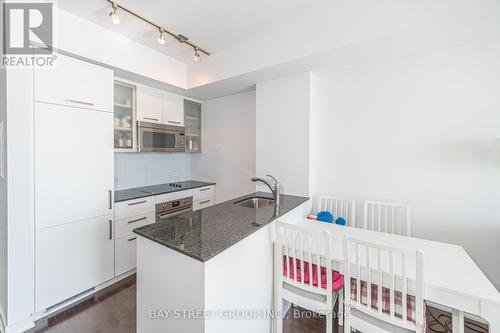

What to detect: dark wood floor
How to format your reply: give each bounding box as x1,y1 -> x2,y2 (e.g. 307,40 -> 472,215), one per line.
31,274 -> 488,333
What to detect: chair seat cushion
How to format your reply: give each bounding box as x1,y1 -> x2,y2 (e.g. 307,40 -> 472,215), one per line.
283,256 -> 345,291
350,279 -> 426,325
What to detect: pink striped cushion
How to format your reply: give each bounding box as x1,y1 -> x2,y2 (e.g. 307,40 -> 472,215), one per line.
283,256 -> 345,291
350,279 -> 426,325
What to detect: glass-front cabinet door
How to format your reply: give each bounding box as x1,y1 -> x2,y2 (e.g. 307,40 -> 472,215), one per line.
184,99 -> 202,153
114,80 -> 136,151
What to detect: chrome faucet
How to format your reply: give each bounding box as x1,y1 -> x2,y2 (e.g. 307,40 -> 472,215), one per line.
251,174 -> 280,215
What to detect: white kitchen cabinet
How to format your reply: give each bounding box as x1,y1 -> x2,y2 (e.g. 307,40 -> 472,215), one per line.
184,99 -> 202,152
192,185 -> 215,201
115,196 -> 155,221
115,211 -> 155,239
34,102 -> 114,230
193,197 -> 215,211
114,80 -> 137,151
115,234 -> 139,276
34,52 -> 113,112
114,197 -> 156,276
35,214 -> 115,311
162,91 -> 184,127
137,85 -> 163,124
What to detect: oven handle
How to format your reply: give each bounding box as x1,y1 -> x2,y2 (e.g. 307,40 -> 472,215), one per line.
157,206 -> 192,220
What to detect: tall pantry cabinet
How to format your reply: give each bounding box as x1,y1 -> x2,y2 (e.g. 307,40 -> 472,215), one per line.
33,53 -> 115,311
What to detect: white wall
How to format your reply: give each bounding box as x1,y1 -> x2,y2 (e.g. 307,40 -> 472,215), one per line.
191,91 -> 256,203
310,40 -> 500,289
115,153 -> 192,190
256,73 -> 310,197
0,2 -> 8,326
52,6 -> 187,88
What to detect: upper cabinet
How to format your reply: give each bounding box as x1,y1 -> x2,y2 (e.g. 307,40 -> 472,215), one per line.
114,80 -> 137,151
34,52 -> 113,113
184,99 -> 202,153
137,85 -> 184,127
163,91 -> 184,127
137,85 -> 163,124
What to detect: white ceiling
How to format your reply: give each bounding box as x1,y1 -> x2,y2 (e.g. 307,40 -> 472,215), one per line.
54,0 -> 319,63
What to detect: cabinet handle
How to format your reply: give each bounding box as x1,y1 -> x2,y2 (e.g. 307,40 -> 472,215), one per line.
143,117 -> 159,121
108,220 -> 113,240
168,120 -> 181,124
199,187 -> 211,192
108,190 -> 113,209
128,200 -> 147,206
199,200 -> 211,205
128,217 -> 147,224
128,237 -> 137,242
65,99 -> 94,106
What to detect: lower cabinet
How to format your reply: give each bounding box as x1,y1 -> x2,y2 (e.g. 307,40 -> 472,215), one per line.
114,200 -> 155,276
115,234 -> 138,276
194,197 -> 215,211
35,215 -> 115,311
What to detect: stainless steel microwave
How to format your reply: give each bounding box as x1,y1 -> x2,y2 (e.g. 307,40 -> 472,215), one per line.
137,121 -> 185,152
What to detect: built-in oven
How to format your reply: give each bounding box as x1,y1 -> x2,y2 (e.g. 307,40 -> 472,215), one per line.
155,196 -> 193,222
138,121 -> 185,152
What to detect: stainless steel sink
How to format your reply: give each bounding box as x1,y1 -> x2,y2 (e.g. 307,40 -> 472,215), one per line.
234,197 -> 275,208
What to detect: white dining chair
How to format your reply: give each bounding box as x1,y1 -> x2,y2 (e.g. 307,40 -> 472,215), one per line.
364,201 -> 412,237
274,221 -> 344,333
343,236 -> 425,333
317,195 -> 356,227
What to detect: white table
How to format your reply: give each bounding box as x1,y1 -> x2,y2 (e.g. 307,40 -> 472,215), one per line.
288,219 -> 500,332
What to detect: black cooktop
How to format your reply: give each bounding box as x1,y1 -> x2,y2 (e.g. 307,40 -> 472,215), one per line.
114,180 -> 216,203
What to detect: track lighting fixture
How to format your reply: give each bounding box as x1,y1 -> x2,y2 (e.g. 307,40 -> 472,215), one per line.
105,0 -> 210,61
158,29 -> 166,45
193,48 -> 201,62
109,3 -> 120,25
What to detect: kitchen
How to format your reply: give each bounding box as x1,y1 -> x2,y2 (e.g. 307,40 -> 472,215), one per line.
1,1 -> 500,333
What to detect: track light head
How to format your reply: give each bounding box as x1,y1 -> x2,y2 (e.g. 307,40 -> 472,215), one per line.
158,29 -> 166,45
193,48 -> 201,62
109,4 -> 120,25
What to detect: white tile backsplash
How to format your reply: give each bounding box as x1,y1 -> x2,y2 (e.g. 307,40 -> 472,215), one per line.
115,153 -> 192,190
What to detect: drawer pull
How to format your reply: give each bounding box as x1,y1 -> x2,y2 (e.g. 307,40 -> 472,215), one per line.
199,200 -> 211,205
65,99 -> 94,106
128,217 -> 147,224
108,190 -> 113,210
199,188 -> 211,192
168,120 -> 181,124
143,117 -> 159,122
128,200 -> 147,206
128,237 -> 137,242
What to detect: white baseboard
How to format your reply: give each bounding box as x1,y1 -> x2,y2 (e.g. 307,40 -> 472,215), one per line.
29,270 -> 136,331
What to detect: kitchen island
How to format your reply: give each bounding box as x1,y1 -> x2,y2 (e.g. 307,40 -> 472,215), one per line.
133,192 -> 310,333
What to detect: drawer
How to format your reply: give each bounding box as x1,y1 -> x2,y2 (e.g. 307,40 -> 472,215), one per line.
193,197 -> 215,211
115,234 -> 138,276
192,185 -> 215,201
115,211 -> 155,239
115,196 -> 155,220
155,189 -> 193,204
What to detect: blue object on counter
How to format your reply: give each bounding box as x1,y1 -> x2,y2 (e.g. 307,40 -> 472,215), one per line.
317,210 -> 334,223
335,217 -> 346,225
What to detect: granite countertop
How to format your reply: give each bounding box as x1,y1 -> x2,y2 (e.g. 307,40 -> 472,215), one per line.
133,192 -> 309,262
114,180 -> 216,203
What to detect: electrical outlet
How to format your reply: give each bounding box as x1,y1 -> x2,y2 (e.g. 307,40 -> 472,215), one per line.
171,171 -> 178,177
